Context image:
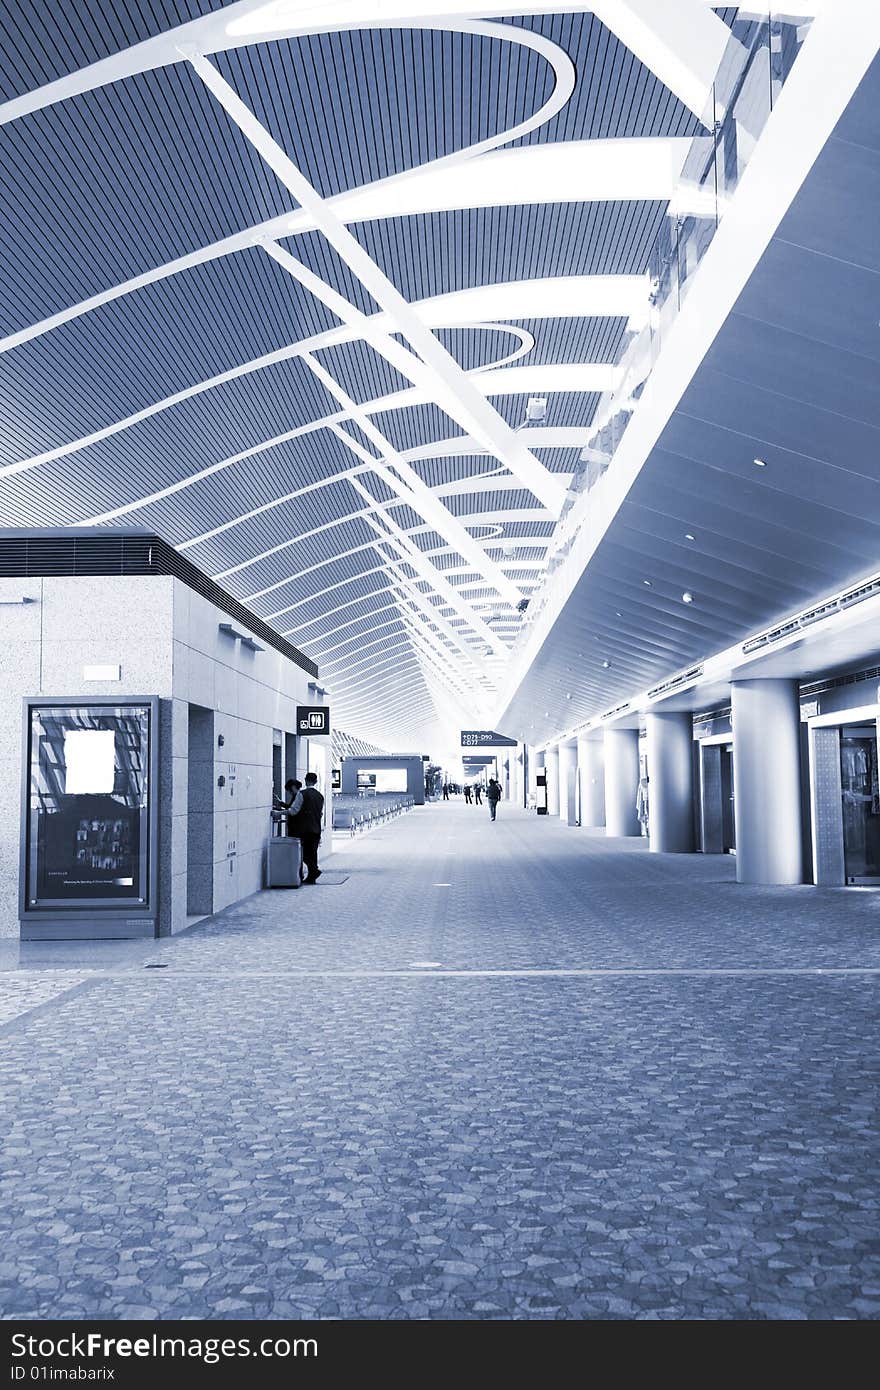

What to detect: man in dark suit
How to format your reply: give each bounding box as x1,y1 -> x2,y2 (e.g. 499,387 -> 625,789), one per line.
298,772 -> 325,884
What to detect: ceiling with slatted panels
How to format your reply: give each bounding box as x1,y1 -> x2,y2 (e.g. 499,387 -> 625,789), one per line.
0,2 -> 751,752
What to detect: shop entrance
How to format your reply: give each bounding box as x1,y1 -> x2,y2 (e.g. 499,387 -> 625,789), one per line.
699,741 -> 736,853
810,718 -> 880,885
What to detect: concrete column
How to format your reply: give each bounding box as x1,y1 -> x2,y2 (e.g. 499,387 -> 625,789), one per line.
546,745 -> 560,816
577,735 -> 605,828
604,728 -> 641,837
558,742 -> 578,826
731,679 -> 803,884
646,711 -> 695,853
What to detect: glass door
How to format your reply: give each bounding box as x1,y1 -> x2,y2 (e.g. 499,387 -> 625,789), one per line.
840,723 -> 880,884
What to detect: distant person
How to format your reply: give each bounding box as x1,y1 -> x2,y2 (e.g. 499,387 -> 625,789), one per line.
464,784 -> 472,804
442,782 -> 449,801
298,772 -> 325,884
474,784 -> 482,806
486,777 -> 502,822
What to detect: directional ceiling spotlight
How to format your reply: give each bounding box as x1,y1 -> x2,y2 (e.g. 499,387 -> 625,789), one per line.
682,591 -> 695,604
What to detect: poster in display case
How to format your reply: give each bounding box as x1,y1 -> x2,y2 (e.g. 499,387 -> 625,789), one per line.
20,698 -> 159,935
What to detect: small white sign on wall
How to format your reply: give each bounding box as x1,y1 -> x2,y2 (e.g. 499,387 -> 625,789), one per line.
83,664 -> 121,681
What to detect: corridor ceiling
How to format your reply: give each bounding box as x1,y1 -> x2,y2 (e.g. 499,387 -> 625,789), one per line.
0,3 -> 818,751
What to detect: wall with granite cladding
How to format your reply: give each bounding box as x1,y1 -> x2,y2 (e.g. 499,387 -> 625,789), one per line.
0,575 -> 322,937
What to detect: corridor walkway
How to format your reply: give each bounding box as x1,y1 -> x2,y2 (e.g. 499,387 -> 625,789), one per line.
1,802 -> 878,1320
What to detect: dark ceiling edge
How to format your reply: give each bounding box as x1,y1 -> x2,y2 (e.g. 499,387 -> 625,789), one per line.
0,527 -> 319,679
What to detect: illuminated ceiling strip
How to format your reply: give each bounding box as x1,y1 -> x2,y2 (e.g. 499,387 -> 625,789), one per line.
263,243 -> 556,475
190,54 -> 566,515
321,627 -> 415,672
316,615 -> 409,660
1,339 -> 326,483
308,360 -> 521,608
0,17 -> 574,354
284,582 -> 397,637
330,650 -> 425,697
398,428 -> 596,462
294,140 -> 691,231
381,552 -> 498,689
224,503 -> 390,589
325,638 -> 414,685
221,3 -> 734,122
393,600 -> 479,703
353,362 -> 619,418
267,562 -> 393,618
262,536 -> 389,614
291,597 -> 402,647
349,472 -> 510,659
176,462 -> 375,550
405,274 -> 652,333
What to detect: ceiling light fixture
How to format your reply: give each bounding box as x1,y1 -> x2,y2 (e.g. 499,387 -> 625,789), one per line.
682,591 -> 694,604
643,579 -> 652,587
753,457 -> 767,468
602,660 -> 611,669
685,533 -> 695,541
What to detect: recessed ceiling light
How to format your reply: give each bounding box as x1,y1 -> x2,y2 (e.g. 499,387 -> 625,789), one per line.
565,693 -> 572,700
685,533 -> 695,541
682,591 -> 694,604
615,611 -> 622,618
643,579 -> 652,587
753,457 -> 767,467
602,660 -> 611,669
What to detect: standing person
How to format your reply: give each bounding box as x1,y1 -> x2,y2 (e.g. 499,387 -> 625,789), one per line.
474,784 -> 482,806
275,778 -> 303,838
486,776 -> 502,822
298,772 -> 325,884
464,784 -> 472,805
442,782 -> 449,801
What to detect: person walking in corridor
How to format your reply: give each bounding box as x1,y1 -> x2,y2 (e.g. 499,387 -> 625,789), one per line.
442,782 -> 449,801
298,772 -> 325,883
464,784 -> 472,804
486,777 -> 502,821
474,783 -> 482,806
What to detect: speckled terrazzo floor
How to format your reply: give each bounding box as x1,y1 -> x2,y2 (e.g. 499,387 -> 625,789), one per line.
1,803 -> 878,1320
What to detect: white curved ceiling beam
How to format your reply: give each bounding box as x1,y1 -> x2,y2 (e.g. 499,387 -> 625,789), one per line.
0,20 -> 572,356
284,582 -> 398,638
321,140 -> 692,229
407,275 -> 652,333
309,362 -> 521,608
350,477 -> 510,660
325,638 -> 414,684
355,363 -> 619,420
227,2 -> 735,120
190,54 -> 567,516
434,474 -> 573,500
176,462 -> 374,551
317,615 -> 411,659
399,428 -> 597,462
321,629 -> 415,673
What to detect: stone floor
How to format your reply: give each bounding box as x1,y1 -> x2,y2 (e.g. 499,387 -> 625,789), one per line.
1,802 -> 878,1320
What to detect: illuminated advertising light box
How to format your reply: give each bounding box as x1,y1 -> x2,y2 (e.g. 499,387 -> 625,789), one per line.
20,698 -> 159,939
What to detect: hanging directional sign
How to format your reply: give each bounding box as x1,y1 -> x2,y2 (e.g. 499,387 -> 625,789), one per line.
297,705 -> 330,736
461,730 -> 517,748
